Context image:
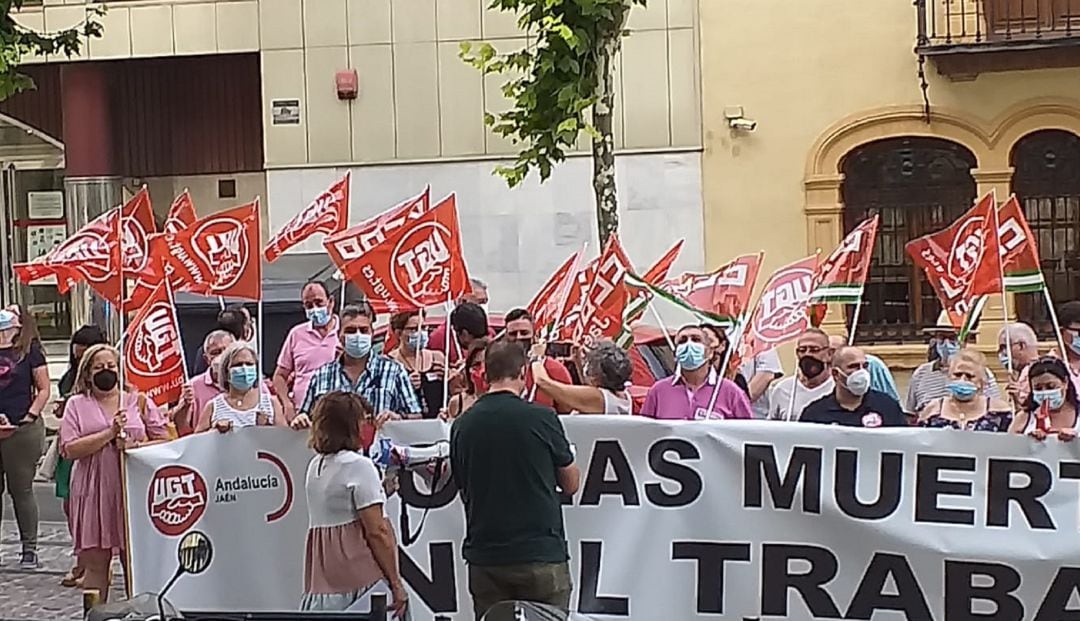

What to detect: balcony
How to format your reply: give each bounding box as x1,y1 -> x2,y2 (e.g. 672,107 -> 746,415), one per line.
916,0 -> 1080,77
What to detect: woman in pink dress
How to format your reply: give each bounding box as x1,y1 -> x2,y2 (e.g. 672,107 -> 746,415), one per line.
59,344 -> 169,601
302,391 -> 408,619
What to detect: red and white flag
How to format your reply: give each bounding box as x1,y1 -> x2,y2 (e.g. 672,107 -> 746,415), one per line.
332,194 -> 469,313
155,200 -> 263,301
809,215 -> 879,305
905,192 -> 1002,328
324,187 -> 432,281
123,279 -> 185,408
997,195 -> 1045,293
264,172 -> 351,263
529,249 -> 584,332
15,188 -> 156,306
739,255 -> 819,359
128,191 -> 199,308
622,240 -> 684,325
569,236 -> 633,344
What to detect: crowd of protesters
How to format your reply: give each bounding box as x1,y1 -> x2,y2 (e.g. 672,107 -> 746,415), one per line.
4,277 -> 1080,613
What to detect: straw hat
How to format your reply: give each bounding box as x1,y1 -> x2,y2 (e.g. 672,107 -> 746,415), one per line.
922,310 -> 978,335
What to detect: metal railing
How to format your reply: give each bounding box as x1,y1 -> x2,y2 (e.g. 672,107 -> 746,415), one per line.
917,0 -> 1080,48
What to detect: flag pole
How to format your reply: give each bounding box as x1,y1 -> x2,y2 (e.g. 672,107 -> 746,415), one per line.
991,191 -> 1015,375
1043,287 -> 1068,358
443,294 -> 453,410
705,314 -> 744,417
117,208 -> 128,438
847,300 -> 863,346
646,299 -> 677,353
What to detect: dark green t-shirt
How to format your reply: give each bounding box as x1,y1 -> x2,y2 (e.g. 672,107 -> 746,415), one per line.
450,390 -> 574,566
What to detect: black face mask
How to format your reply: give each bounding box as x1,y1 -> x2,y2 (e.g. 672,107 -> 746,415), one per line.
93,369 -> 118,392
798,356 -> 826,379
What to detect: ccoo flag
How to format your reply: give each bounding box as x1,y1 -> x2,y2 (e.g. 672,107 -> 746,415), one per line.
809,215 -> 879,304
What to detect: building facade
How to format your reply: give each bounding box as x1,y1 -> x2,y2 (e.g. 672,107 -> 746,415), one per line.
3,0 -> 704,340
700,0 -> 1080,377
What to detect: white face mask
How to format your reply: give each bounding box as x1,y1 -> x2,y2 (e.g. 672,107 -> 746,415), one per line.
840,368 -> 872,397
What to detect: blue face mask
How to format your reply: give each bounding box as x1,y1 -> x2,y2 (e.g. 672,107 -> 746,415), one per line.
936,340 -> 960,361
1033,388 -> 1066,411
407,331 -> 428,351
998,352 -> 1011,371
343,332 -> 373,359
307,306 -> 331,327
1070,332 -> 1080,357
229,365 -> 258,391
947,379 -> 978,401
675,341 -> 708,371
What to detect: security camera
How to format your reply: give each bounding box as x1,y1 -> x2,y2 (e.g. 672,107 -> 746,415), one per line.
728,117 -> 757,132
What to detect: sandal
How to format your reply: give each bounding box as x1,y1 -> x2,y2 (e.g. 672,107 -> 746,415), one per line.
60,567 -> 84,588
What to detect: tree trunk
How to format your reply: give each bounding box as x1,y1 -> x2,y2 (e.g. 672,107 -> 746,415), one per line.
592,32 -> 621,246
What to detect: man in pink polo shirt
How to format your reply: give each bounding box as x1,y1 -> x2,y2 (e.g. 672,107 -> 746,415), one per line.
640,324 -> 752,420
273,281 -> 341,422
172,329 -> 235,435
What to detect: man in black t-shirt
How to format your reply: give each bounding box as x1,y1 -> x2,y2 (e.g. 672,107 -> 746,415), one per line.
450,340 -> 581,620
801,346 -> 907,428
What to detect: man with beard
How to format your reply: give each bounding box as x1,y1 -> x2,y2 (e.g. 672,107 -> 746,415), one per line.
802,346 -> 907,428
427,279 -> 495,365
767,328 -> 835,422
505,309 -> 574,414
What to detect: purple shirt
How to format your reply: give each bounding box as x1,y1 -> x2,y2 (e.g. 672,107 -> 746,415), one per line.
276,320 -> 340,409
640,370 -> 753,420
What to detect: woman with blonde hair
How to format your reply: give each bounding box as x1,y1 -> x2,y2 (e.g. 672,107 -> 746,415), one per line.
918,347 -> 1013,432
195,341 -> 282,433
301,391 -> 408,618
59,344 -> 169,600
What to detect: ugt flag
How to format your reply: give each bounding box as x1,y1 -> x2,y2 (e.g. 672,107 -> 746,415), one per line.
123,279 -> 185,408
905,192 -> 1002,328
155,200 -> 263,301
333,194 -> 470,313
265,172 -> 351,262
809,214 -> 879,305
128,191 -> 199,309
324,187 -> 432,281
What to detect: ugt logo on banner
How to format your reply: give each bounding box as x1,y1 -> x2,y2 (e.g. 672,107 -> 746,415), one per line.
148,465 -> 209,537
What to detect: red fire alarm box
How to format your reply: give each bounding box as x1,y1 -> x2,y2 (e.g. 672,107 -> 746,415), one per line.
336,69 -> 358,100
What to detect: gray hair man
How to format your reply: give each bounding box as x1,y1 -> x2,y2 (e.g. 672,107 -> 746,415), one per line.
998,321 -> 1040,409
171,329 -> 236,435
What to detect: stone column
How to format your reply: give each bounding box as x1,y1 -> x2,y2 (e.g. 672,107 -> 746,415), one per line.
61,63 -> 123,337
804,173 -> 849,339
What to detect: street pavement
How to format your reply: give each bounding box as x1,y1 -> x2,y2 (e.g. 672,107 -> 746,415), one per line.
1,485 -> 125,621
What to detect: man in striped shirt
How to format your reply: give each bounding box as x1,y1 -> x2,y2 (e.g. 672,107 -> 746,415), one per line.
290,303 -> 421,429
905,311 -> 1000,416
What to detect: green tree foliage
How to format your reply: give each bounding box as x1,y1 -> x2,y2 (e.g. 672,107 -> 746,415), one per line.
0,1 -> 104,100
461,0 -> 644,243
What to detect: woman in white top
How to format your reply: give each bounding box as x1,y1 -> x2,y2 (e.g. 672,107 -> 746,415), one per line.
1009,356 -> 1080,440
195,341 -> 283,433
301,391 -> 408,618
529,340 -> 633,415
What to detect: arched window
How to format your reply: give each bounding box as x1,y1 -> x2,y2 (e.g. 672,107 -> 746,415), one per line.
1011,130 -> 1080,338
841,137 -> 977,343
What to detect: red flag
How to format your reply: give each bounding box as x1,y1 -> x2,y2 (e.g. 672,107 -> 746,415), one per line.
123,279 -> 185,408
809,215 -> 879,305
570,236 -> 633,344
623,240 -> 684,324
265,172 -> 351,263
20,188 -> 156,305
324,187 -> 432,281
657,253 -> 763,321
156,200 -> 262,301
335,194 -> 469,313
997,195 -> 1045,293
740,255 -> 819,359
128,191 -> 200,308
529,249 -> 584,331
905,193 -> 1002,328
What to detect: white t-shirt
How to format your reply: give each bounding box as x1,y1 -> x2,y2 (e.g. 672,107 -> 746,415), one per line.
305,451 -> 386,528
767,376 -> 835,422
740,349 -> 784,419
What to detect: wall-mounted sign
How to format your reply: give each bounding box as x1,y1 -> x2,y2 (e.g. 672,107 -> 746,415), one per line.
28,191 -> 64,219
271,99 -> 302,125
27,224 -> 67,260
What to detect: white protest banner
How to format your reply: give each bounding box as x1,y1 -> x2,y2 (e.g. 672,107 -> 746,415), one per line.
126,420 -> 1080,620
